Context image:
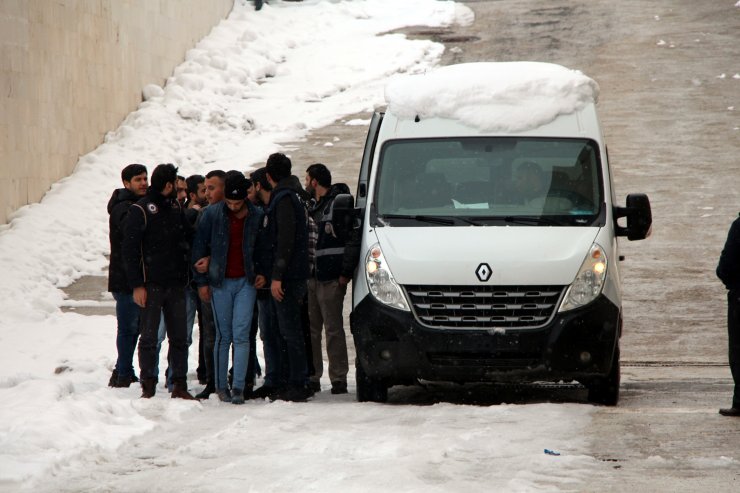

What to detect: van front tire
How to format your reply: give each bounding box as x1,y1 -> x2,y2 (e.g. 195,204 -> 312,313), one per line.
356,362 -> 388,403
585,346 -> 620,406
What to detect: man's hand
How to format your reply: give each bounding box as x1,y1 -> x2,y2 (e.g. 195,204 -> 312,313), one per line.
271,279 -> 284,302
194,256 -> 210,274
338,275 -> 351,287
255,275 -> 267,289
133,286 -> 147,308
198,285 -> 211,303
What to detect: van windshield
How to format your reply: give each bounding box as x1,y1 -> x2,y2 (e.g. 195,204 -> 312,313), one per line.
373,137 -> 604,226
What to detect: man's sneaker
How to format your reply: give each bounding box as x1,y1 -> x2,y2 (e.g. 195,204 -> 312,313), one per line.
252,385 -> 278,399
330,381 -> 348,395
216,389 -> 232,402
309,381 -> 321,393
232,389 -> 245,405
719,407 -> 740,416
195,384 -> 215,400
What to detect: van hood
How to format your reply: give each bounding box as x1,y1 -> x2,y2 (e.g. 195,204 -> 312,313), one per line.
374,226 -> 600,286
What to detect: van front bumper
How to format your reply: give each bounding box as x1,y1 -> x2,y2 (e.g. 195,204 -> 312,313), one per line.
350,293 -> 620,385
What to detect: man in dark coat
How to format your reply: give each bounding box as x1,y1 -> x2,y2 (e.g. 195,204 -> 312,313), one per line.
717,214 -> 740,416
107,163 -> 148,388
122,163 -> 197,400
264,153 -> 312,402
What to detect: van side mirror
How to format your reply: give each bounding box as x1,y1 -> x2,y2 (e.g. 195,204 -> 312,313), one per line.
615,193 -> 652,241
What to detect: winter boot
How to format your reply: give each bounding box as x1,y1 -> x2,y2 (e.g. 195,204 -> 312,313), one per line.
330,381 -> 348,395
195,383 -> 215,400
171,382 -> 199,401
140,379 -> 157,399
108,369 -> 119,387
231,389 -> 245,405
216,388 -> 232,402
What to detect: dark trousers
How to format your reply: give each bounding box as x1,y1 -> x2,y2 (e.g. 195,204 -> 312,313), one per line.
245,304 -> 261,386
727,290 -> 740,407
200,299 -> 217,388
258,294 -> 283,388
195,295 -> 206,382
138,284 -> 188,384
301,290 -> 315,378
273,279 -> 309,387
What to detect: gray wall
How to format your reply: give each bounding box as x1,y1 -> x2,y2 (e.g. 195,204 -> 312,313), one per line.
0,0 -> 234,225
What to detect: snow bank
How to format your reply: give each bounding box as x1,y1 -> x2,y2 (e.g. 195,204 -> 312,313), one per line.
0,0 -> 475,488
385,61 -> 600,132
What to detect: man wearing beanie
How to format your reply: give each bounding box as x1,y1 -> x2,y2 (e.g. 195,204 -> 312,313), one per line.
191,170 -> 265,404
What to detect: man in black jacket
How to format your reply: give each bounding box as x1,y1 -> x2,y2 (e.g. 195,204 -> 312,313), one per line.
107,164 -> 148,388
717,215 -> 740,416
304,163 -> 358,394
265,153 -> 312,401
123,163 -> 197,400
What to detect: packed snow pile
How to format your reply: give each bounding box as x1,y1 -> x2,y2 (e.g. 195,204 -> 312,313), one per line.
385,61 -> 600,132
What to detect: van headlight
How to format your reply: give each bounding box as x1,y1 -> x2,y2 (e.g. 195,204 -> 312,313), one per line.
559,243 -> 607,312
365,243 -> 410,311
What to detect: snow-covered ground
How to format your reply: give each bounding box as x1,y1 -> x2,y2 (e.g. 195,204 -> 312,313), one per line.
0,1 -> 608,491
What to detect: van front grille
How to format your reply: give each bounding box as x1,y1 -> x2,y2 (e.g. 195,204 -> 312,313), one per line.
404,285 -> 566,329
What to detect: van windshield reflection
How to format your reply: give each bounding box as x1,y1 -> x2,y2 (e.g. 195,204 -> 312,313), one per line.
374,137 -> 604,226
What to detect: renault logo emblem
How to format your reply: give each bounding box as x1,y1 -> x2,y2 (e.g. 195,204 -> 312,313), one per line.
475,263 -> 492,282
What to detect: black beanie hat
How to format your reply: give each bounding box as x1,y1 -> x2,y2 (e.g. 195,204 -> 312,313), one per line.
224,170 -> 249,200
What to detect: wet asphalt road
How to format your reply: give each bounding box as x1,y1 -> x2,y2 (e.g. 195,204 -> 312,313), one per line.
286,1 -> 740,489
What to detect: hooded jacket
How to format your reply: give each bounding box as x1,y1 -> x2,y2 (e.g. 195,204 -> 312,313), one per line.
107,187 -> 141,293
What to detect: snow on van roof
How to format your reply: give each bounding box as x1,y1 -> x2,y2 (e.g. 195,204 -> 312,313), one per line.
384,62 -> 599,133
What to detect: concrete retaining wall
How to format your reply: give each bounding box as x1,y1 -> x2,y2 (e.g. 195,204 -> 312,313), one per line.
0,0 -> 234,225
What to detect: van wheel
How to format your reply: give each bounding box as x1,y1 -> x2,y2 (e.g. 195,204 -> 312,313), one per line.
356,362 -> 388,403
586,346 -> 620,406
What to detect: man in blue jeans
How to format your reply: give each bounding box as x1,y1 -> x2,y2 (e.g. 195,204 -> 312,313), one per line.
264,153 -> 312,402
191,171 -> 265,404
107,163 -> 148,388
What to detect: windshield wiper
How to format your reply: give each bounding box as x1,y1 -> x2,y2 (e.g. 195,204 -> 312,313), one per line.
503,215 -> 566,226
381,214 -> 455,225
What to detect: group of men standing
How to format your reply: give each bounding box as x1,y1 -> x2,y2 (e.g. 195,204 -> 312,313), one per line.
106,153 -> 358,404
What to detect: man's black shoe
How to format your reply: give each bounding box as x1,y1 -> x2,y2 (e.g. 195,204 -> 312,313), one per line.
330,381 -> 348,395
109,369 -> 139,388
719,407 -> 740,416
309,381 -> 321,392
108,370 -> 118,387
252,385 -> 278,399
195,385 -> 215,400
274,385 -> 312,402
140,379 -> 156,399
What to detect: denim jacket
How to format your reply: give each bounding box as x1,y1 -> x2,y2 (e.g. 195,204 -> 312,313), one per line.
191,201 -> 264,288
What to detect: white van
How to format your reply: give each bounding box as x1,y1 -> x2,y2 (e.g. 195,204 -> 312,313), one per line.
348,62 -> 651,405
